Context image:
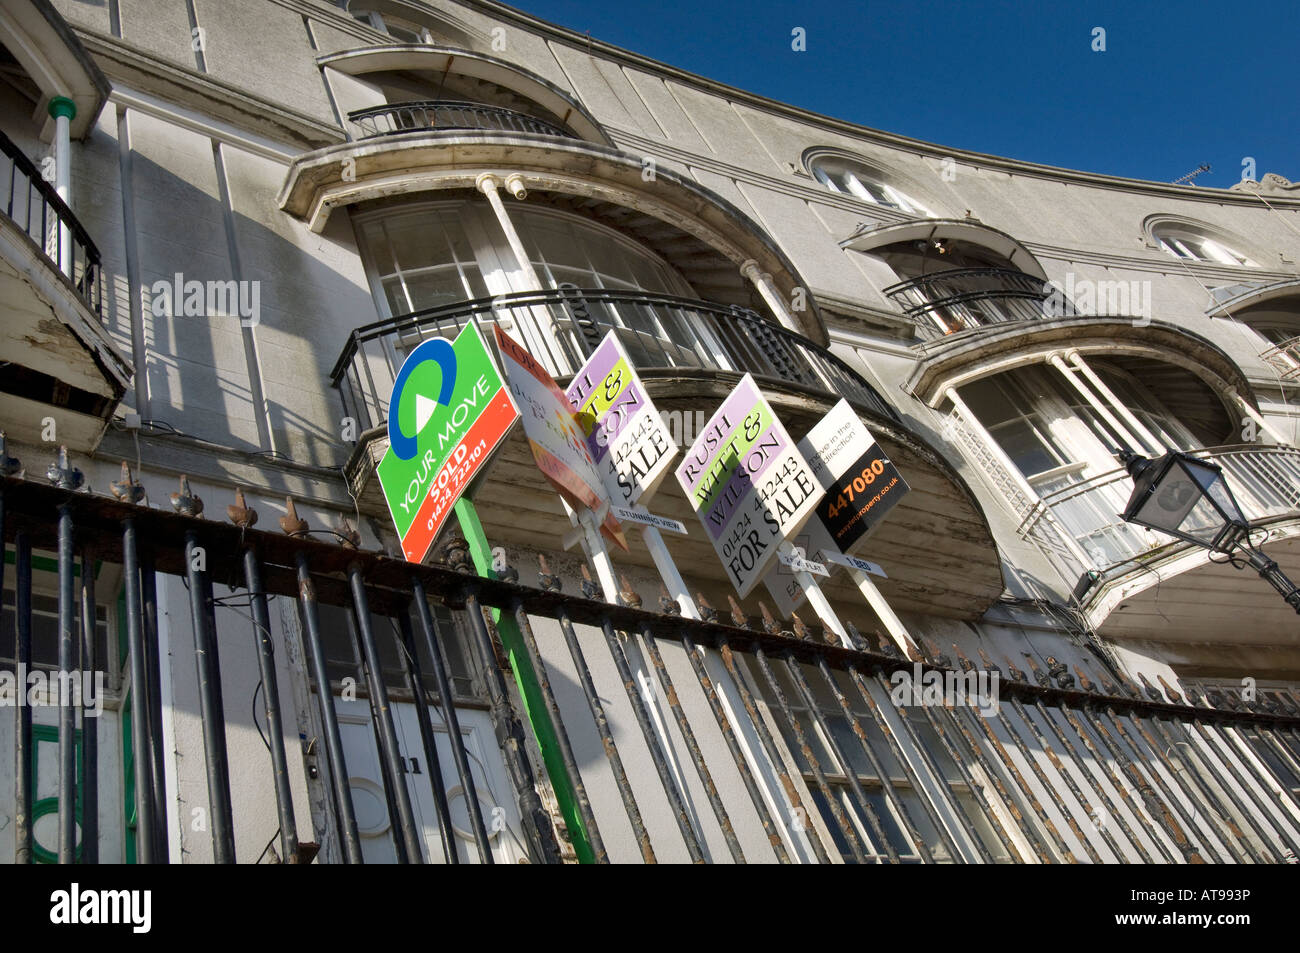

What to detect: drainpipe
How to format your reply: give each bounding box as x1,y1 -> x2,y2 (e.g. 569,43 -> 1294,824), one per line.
48,96 -> 76,278
1062,350 -> 1164,454
740,259 -> 803,336
1047,352 -> 1148,456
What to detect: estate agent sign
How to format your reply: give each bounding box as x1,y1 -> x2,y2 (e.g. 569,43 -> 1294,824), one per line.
377,322 -> 519,562
566,330 -> 678,507
494,325 -> 627,548
675,374 -> 822,598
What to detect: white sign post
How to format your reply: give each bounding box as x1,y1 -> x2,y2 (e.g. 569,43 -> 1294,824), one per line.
765,399 -> 917,656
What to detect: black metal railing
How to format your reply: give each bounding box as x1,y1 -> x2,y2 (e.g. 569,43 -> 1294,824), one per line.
0,128 -> 103,318
884,267 -> 1056,341
347,100 -> 576,140
4,449 -> 1300,864
332,287 -> 900,435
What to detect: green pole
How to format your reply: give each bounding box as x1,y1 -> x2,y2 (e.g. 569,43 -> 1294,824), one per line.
453,497 -> 596,864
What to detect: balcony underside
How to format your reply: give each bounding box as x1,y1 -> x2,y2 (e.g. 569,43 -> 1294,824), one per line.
0,215 -> 130,450
344,372 -> 1005,620
907,316 -> 1254,410
1089,520 -> 1300,676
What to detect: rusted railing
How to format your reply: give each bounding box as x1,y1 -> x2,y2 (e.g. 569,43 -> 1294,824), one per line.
4,443 -> 1300,864
1260,336 -> 1300,381
0,128 -> 103,318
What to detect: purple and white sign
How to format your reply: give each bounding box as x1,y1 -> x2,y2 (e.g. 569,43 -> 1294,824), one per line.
567,332 -> 677,506
675,374 -> 823,598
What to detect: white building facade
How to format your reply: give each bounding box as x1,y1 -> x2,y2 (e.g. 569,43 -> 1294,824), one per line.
1,0 -> 1298,864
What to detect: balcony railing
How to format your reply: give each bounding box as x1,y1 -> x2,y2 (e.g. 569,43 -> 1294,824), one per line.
0,128 -> 102,317
347,100 -> 576,140
1030,445 -> 1300,576
332,288 -> 900,435
884,268 -> 1056,341
1260,336 -> 1300,381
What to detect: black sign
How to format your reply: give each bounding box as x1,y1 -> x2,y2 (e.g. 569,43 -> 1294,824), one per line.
815,444 -> 909,552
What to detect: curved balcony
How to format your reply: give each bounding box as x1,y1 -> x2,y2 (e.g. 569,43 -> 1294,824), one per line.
884,267 -> 1054,340
0,128 -> 125,451
1033,445 -> 1300,575
331,288 -> 899,435
1,128 -> 102,317
347,100 -> 577,140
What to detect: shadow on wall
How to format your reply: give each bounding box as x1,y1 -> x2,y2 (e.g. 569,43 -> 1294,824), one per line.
112,139 -> 376,468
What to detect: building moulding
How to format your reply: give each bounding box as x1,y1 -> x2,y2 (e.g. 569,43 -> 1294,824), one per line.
906,316 -> 1259,415
841,218 -> 1048,282
278,133 -> 829,343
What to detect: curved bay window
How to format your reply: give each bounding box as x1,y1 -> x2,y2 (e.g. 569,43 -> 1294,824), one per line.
950,357 -> 1245,571
353,199 -> 730,373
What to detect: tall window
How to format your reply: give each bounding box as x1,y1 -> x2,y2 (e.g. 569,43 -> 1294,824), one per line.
749,656 -> 1011,863
809,155 -> 936,217
960,374 -> 1076,480
354,201 -> 693,318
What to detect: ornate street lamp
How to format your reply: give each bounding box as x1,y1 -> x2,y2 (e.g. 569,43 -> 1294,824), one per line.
1118,449 -> 1300,613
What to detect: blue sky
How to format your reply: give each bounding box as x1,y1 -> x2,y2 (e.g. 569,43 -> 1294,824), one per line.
512,0 -> 1296,189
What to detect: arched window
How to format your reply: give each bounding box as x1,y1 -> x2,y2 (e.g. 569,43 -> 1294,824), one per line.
1152,224 -> 1257,267
350,8 -> 435,43
808,154 -> 936,217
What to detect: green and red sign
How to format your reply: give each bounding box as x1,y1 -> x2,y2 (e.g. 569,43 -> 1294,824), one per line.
377,322 -> 519,563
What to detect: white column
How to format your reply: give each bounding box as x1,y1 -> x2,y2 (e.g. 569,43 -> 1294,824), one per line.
477,172 -> 571,373
1063,350 -> 1164,454
1047,352 -> 1146,455
740,259 -> 803,336
1234,395 -> 1290,446
477,173 -> 541,291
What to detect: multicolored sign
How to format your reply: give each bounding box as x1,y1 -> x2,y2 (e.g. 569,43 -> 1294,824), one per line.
377,322 -> 519,563
675,374 -> 822,598
762,400 -> 906,613
804,399 -> 909,554
494,325 -> 627,549
566,331 -> 678,507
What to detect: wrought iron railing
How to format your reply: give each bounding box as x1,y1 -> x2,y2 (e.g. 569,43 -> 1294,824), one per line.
331,288 -> 901,434
4,463 -> 1300,864
1260,336 -> 1300,381
347,100 -> 576,140
1033,445 -> 1300,576
0,128 -> 102,318
884,267 -> 1058,341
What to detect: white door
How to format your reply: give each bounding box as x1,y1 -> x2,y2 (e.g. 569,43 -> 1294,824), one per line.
336,698 -> 527,863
